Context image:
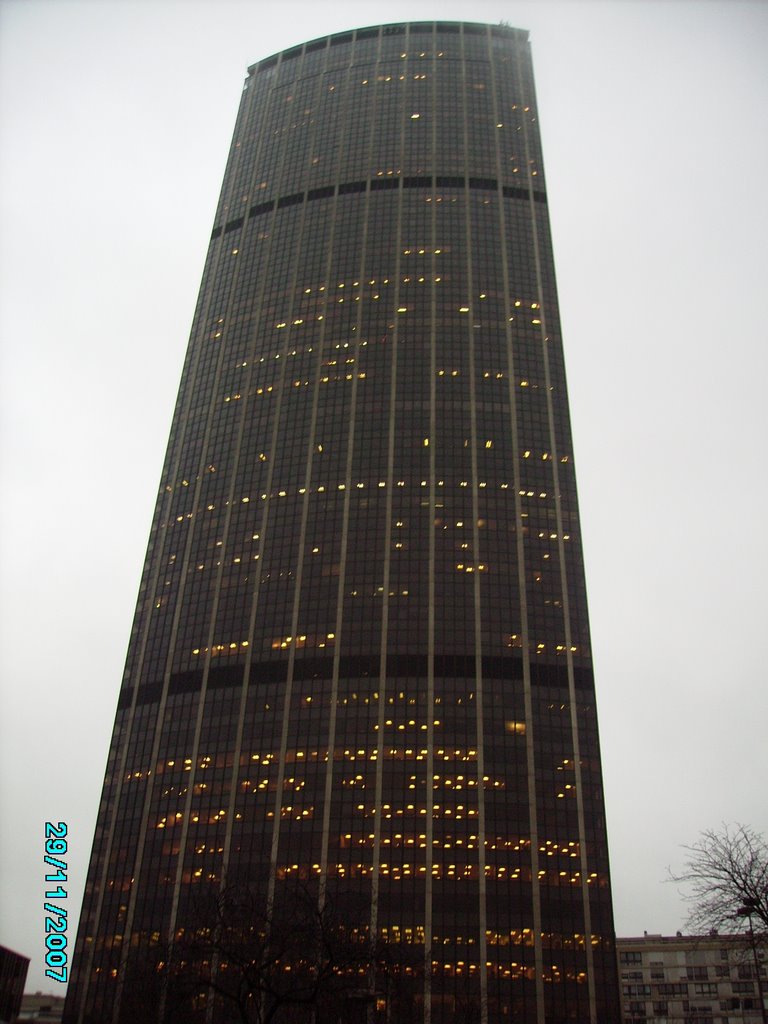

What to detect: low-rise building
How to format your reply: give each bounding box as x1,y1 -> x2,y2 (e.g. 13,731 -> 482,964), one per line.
17,991 -> 65,1022
0,945 -> 29,1024
617,933 -> 767,1024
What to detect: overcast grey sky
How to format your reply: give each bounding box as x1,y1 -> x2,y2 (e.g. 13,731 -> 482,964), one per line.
1,0 -> 766,995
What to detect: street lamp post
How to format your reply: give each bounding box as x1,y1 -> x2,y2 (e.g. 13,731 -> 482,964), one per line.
737,902 -> 767,1024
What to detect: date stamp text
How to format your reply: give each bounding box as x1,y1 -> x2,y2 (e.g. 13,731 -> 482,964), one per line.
44,822 -> 68,982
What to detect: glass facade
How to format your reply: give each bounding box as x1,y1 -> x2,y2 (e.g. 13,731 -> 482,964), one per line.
65,22 -> 620,1024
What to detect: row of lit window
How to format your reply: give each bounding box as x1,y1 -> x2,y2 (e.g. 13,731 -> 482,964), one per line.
179,830 -> 568,861
222,376 -> 552,407
182,632 -> 578,658
208,334 -> 553,371
233,279 -> 542,303
143,745 -> 581,774
340,774 -> 498,789
223,369 -> 553,402
508,638 -> 580,654
142,747 -> 500,778
274,308 -> 545,327
267,278 -> 540,302
162,464 -> 573,495
89,960 -> 583,984
251,557 -> 568,583
156,790 -> 579,828
273,862 -> 598,884
221,368 -> 552,393
166,479 -> 562,525
152,804 -> 575,827
154,777 -> 578,814
166,454 -> 566,495
339,833 -> 533,850
92,922 -> 595,953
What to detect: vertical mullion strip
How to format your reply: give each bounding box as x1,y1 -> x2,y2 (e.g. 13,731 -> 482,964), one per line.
371,26 -> 405,947
515,37 -> 598,1024
423,22 -> 438,1024
489,39 -> 546,1022
370,275 -> 400,936
460,26 -> 488,1024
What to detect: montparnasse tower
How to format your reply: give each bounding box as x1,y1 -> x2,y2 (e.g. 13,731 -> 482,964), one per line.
65,22 -> 620,1024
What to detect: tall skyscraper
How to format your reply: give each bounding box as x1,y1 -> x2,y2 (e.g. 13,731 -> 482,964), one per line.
65,21 -> 619,1024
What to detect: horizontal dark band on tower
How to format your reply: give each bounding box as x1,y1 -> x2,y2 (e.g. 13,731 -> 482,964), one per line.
119,655 -> 594,706
210,178 -> 546,239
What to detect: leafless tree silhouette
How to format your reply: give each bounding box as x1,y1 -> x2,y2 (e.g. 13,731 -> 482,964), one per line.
147,883 -> 424,1024
671,824 -> 768,934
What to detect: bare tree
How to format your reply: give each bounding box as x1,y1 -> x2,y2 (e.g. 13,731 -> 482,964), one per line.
164,883 -> 371,1024
114,884 -> 424,1024
671,824 -> 768,934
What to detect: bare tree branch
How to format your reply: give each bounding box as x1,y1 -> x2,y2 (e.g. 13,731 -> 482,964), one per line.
670,824 -> 768,935
121,882 -> 424,1023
